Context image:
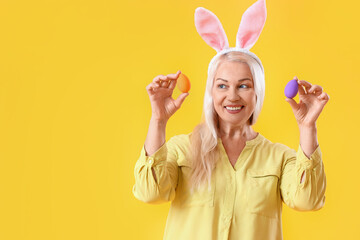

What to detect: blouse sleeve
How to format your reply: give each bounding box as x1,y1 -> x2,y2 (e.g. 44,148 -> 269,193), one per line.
132,136 -> 180,204
279,145 -> 326,211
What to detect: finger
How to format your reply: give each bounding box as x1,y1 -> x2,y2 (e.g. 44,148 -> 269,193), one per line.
146,83 -> 151,91
153,71 -> 181,83
168,79 -> 177,90
161,70 -> 181,88
308,85 -> 323,95
285,97 -> 299,112
153,75 -> 166,84
146,83 -> 155,94
166,70 -> 182,80
317,92 -> 330,101
297,80 -> 306,95
156,76 -> 170,88
146,82 -> 157,91
158,76 -> 168,88
160,79 -> 170,87
174,92 -> 189,108
146,82 -> 160,93
298,80 -> 312,93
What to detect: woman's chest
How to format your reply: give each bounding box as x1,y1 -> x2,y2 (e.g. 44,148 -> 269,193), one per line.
174,153 -> 282,219
221,141 -> 246,167
224,145 -> 245,167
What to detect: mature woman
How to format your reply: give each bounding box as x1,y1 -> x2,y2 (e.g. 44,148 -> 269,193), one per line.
132,1 -> 329,239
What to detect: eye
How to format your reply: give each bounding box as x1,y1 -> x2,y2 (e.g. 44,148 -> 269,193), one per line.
217,84 -> 226,89
239,84 -> 248,88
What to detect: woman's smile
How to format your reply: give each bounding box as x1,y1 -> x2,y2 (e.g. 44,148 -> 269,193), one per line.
224,105 -> 245,114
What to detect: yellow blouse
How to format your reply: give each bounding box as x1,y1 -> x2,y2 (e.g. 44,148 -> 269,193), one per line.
132,132 -> 326,240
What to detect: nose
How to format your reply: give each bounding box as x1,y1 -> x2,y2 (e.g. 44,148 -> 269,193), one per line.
227,87 -> 241,101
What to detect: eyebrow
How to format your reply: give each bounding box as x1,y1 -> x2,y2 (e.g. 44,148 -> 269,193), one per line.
215,78 -> 252,82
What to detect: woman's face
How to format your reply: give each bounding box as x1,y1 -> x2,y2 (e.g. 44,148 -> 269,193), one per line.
211,61 -> 256,127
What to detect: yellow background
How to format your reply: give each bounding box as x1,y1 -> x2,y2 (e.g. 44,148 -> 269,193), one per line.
0,0 -> 359,239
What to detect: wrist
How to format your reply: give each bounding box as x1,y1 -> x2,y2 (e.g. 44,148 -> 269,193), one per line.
298,123 -> 319,157
298,122 -> 317,130
150,116 -> 168,127
299,124 -> 317,138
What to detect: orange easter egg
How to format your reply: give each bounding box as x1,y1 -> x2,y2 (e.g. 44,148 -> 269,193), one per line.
177,73 -> 191,93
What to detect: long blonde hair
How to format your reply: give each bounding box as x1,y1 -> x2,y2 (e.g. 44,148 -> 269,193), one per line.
189,51 -> 265,192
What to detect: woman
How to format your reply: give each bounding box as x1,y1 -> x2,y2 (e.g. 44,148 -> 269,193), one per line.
132,1 -> 329,239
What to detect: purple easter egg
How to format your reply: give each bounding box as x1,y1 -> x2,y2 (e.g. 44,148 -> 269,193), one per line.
284,79 -> 299,98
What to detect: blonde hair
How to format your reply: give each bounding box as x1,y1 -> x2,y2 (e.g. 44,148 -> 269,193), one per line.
189,51 -> 265,192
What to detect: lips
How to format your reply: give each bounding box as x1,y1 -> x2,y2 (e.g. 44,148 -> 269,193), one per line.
224,105 -> 244,110
223,105 -> 244,114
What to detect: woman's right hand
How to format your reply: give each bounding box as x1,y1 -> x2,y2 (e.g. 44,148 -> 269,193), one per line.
146,70 -> 189,122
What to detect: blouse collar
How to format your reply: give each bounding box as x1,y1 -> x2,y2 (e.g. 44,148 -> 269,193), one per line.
217,132 -> 264,147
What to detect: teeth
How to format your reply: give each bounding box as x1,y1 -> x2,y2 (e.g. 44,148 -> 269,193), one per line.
226,106 -> 243,110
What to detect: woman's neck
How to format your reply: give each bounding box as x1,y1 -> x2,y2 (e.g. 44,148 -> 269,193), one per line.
218,122 -> 257,140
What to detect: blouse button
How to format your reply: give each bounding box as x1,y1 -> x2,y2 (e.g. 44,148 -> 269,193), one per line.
149,159 -> 153,164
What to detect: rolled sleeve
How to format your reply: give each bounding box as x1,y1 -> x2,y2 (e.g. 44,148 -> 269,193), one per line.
137,142 -> 168,168
132,137 -> 180,204
280,145 -> 326,211
296,145 -> 322,170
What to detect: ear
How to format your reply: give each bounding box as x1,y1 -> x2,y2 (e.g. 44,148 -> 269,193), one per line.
195,7 -> 229,52
236,0 -> 267,50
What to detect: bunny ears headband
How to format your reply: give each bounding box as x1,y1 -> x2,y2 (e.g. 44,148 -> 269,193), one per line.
195,0 -> 267,74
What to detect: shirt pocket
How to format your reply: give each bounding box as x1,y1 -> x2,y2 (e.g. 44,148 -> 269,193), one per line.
246,167 -> 281,219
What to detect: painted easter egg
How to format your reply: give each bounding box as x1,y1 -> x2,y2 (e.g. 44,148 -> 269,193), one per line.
284,78 -> 299,98
177,73 -> 191,93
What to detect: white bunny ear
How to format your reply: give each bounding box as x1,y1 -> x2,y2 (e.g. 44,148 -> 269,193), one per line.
195,7 -> 229,52
236,0 -> 267,50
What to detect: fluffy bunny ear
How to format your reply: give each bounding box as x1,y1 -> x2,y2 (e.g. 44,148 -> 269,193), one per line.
195,7 -> 229,52
236,0 -> 267,50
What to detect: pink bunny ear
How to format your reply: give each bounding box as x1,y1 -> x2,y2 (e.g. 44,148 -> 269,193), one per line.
195,7 -> 229,52
236,0 -> 267,50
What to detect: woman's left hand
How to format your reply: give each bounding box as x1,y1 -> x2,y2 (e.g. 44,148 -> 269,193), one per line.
285,77 -> 330,127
